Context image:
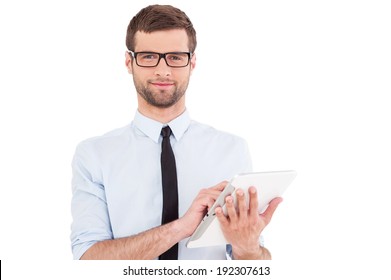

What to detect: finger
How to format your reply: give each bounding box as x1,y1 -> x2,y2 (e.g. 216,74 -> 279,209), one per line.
215,206 -> 229,226
248,186 -> 259,217
193,189 -> 219,210
197,181 -> 229,211
212,181 -> 228,191
207,196 -> 219,210
236,189 -> 247,218
199,185 -> 223,199
260,197 -> 283,224
225,195 -> 237,222
203,181 -> 229,201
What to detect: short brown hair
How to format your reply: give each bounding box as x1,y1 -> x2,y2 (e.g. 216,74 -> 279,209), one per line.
126,5 -> 197,53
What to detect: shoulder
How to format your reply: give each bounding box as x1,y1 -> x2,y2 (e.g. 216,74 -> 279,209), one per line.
185,120 -> 253,173
186,120 -> 250,157
74,123 -> 132,155
188,120 -> 247,145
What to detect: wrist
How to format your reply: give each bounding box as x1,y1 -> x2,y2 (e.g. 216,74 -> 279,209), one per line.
173,217 -> 192,239
233,245 -> 271,260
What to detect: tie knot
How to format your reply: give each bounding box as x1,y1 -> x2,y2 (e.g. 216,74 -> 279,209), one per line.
161,126 -> 172,138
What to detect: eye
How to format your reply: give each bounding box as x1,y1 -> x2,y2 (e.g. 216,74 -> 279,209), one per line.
139,53 -> 159,60
166,53 -> 186,61
169,55 -> 182,61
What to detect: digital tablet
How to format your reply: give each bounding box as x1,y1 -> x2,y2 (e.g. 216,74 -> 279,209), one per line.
186,170 -> 297,248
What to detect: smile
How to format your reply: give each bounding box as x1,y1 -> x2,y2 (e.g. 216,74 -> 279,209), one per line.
151,82 -> 174,89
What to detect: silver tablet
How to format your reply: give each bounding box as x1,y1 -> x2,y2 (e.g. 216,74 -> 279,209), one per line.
186,170 -> 297,248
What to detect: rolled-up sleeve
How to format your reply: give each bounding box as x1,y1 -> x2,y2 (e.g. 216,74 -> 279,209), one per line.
70,142 -> 112,260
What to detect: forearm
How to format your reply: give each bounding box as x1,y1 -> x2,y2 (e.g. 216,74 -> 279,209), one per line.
81,219 -> 188,260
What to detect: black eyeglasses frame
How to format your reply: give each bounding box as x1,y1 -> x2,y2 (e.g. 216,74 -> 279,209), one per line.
128,51 -> 193,68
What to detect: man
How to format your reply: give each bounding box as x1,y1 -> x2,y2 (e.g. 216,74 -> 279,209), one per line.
70,4 -> 282,260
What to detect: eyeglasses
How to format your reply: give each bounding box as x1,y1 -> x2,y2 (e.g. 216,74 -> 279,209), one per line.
128,51 -> 192,68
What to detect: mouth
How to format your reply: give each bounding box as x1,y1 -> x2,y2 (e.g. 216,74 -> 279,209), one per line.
150,81 -> 175,89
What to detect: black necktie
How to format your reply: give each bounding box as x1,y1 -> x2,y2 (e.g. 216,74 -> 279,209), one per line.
159,126 -> 179,260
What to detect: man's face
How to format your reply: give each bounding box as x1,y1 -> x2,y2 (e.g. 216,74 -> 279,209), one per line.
127,29 -> 196,108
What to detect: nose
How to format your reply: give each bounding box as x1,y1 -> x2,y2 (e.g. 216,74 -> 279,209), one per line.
153,56 -> 172,77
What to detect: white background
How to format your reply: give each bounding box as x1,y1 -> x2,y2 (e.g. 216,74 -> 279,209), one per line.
1,0 -> 390,279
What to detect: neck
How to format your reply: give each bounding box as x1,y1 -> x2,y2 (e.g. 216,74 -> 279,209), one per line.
137,96 -> 186,124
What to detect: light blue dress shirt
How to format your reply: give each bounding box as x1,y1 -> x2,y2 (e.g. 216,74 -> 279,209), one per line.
71,110 -> 252,260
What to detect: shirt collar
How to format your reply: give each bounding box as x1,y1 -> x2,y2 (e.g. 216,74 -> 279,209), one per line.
133,109 -> 191,143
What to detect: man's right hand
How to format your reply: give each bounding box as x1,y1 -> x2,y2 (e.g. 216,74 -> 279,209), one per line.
179,181 -> 227,237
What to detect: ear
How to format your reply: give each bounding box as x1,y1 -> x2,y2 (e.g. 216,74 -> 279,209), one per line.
190,52 -> 196,74
125,51 -> 133,74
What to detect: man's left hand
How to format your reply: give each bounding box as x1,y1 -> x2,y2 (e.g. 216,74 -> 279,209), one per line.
215,186 -> 282,259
